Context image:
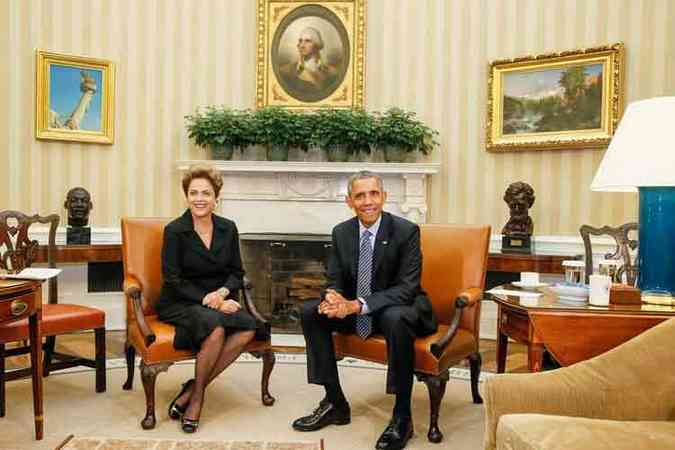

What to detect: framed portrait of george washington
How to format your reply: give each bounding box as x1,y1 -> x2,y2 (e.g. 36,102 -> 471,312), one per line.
35,50 -> 115,144
256,0 -> 365,110
486,43 -> 624,152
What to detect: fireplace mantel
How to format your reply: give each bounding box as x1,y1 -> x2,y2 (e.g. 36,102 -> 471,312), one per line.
176,160 -> 441,234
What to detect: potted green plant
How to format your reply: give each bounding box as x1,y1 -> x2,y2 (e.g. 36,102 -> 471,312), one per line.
185,107 -> 254,160
252,107 -> 300,161
374,107 -> 439,162
346,109 -> 375,159
311,109 -> 374,162
288,112 -> 313,153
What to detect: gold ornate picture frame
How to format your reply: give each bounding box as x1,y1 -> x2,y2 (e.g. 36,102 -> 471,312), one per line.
256,0 -> 365,110
487,43 -> 624,152
35,50 -> 115,144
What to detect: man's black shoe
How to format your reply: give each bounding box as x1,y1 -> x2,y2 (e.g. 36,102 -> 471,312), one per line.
292,401 -> 351,432
375,416 -> 413,450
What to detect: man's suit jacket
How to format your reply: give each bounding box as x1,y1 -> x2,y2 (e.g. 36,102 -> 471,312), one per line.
326,211 -> 437,336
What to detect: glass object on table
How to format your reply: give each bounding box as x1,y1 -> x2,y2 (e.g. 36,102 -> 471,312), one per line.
598,259 -> 620,282
562,260 -> 586,285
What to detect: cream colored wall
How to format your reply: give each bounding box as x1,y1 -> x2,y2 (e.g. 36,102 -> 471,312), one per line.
2,0 -> 674,234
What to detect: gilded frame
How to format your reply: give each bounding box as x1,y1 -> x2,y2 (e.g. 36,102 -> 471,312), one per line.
486,43 -> 624,152
35,50 -> 115,144
256,0 -> 365,109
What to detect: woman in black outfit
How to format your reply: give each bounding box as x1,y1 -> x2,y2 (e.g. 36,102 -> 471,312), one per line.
157,165 -> 256,433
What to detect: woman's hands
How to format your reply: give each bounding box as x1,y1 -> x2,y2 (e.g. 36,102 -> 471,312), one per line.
202,290 -> 241,315
218,299 -> 241,314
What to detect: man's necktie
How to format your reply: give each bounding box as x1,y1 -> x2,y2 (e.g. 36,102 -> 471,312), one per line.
356,229 -> 373,339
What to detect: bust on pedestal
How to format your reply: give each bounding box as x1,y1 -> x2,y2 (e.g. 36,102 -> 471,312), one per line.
64,187 -> 92,245
501,181 -> 535,254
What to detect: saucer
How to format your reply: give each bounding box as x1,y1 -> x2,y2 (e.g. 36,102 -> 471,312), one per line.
513,281 -> 548,290
551,283 -> 589,298
557,295 -> 588,304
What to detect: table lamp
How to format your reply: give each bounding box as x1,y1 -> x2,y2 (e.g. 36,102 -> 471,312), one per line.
591,97 -> 675,300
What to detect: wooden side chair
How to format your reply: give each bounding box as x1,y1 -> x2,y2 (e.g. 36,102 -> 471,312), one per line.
579,222 -> 639,286
121,218 -> 276,430
334,223 -> 491,443
0,210 -> 106,417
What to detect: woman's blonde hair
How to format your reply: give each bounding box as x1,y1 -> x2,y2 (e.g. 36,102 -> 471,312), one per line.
181,164 -> 223,197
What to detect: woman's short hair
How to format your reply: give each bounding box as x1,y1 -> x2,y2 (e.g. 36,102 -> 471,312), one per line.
181,164 -> 223,198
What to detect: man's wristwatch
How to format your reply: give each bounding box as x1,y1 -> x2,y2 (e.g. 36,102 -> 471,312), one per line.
217,287 -> 230,299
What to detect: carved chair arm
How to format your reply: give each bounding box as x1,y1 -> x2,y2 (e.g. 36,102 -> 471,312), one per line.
240,276 -> 266,324
239,276 -> 272,341
124,283 -> 156,348
430,287 -> 483,359
456,287 -> 483,308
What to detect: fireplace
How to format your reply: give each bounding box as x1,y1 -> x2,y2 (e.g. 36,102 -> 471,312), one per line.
241,233 -> 331,334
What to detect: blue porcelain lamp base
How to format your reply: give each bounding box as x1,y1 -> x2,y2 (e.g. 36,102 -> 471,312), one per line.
638,187 -> 675,295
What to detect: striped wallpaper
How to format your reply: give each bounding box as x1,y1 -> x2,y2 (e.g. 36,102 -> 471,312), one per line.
1,0 -> 674,235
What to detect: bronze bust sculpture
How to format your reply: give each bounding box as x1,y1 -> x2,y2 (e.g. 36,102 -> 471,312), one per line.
64,187 -> 93,244
501,181 -> 535,253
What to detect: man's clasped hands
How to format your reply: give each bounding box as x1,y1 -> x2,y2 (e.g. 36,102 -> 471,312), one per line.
318,289 -> 362,319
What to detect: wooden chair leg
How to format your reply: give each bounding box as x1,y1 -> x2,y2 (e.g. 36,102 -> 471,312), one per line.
468,351 -> 483,404
260,349 -> 275,406
0,343 -> 5,418
122,342 -> 135,390
42,336 -> 56,377
94,327 -> 106,393
418,370 -> 449,443
139,361 -> 171,430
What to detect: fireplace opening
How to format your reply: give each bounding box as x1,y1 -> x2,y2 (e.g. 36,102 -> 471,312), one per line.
240,233 -> 331,334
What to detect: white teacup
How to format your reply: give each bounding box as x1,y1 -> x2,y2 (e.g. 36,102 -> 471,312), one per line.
589,274 -> 611,306
520,272 -> 540,286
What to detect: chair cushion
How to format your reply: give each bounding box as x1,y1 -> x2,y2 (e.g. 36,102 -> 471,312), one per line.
129,315 -> 270,365
333,325 -> 476,375
496,414 -> 675,450
0,303 -> 105,343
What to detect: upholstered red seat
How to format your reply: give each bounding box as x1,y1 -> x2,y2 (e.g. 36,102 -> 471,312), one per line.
0,210 -> 106,420
0,304 -> 104,343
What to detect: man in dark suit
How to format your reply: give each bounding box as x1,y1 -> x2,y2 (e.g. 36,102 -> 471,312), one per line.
292,171 -> 437,450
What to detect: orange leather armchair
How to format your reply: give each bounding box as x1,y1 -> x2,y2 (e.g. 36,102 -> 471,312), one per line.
121,218 -> 275,429
334,223 -> 491,443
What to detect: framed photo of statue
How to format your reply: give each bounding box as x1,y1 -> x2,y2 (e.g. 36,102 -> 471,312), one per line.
256,0 -> 365,110
486,43 -> 624,152
35,50 -> 115,144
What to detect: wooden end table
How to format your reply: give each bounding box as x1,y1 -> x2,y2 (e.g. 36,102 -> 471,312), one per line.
489,284 -> 675,372
0,279 -> 43,440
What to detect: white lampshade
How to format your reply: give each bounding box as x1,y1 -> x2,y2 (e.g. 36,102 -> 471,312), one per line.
591,96 -> 675,192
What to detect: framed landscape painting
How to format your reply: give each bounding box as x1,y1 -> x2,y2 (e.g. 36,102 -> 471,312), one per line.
486,43 -> 624,152
256,0 -> 365,110
35,50 -> 115,144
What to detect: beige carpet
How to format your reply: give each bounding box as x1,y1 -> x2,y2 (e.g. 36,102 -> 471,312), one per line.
1,359 -> 485,450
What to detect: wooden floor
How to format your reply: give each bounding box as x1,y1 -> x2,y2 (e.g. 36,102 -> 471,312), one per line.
6,330 -> 530,373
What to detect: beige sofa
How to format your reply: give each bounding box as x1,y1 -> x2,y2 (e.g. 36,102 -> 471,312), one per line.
482,318 -> 675,450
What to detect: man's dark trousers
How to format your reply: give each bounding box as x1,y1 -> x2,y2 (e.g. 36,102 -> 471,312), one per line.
301,299 -> 419,414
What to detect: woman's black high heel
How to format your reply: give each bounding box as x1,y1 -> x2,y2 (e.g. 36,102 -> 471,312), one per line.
181,416 -> 199,433
168,379 -> 194,420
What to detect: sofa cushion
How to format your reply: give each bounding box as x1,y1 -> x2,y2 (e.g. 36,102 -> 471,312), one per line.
497,414 -> 675,450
